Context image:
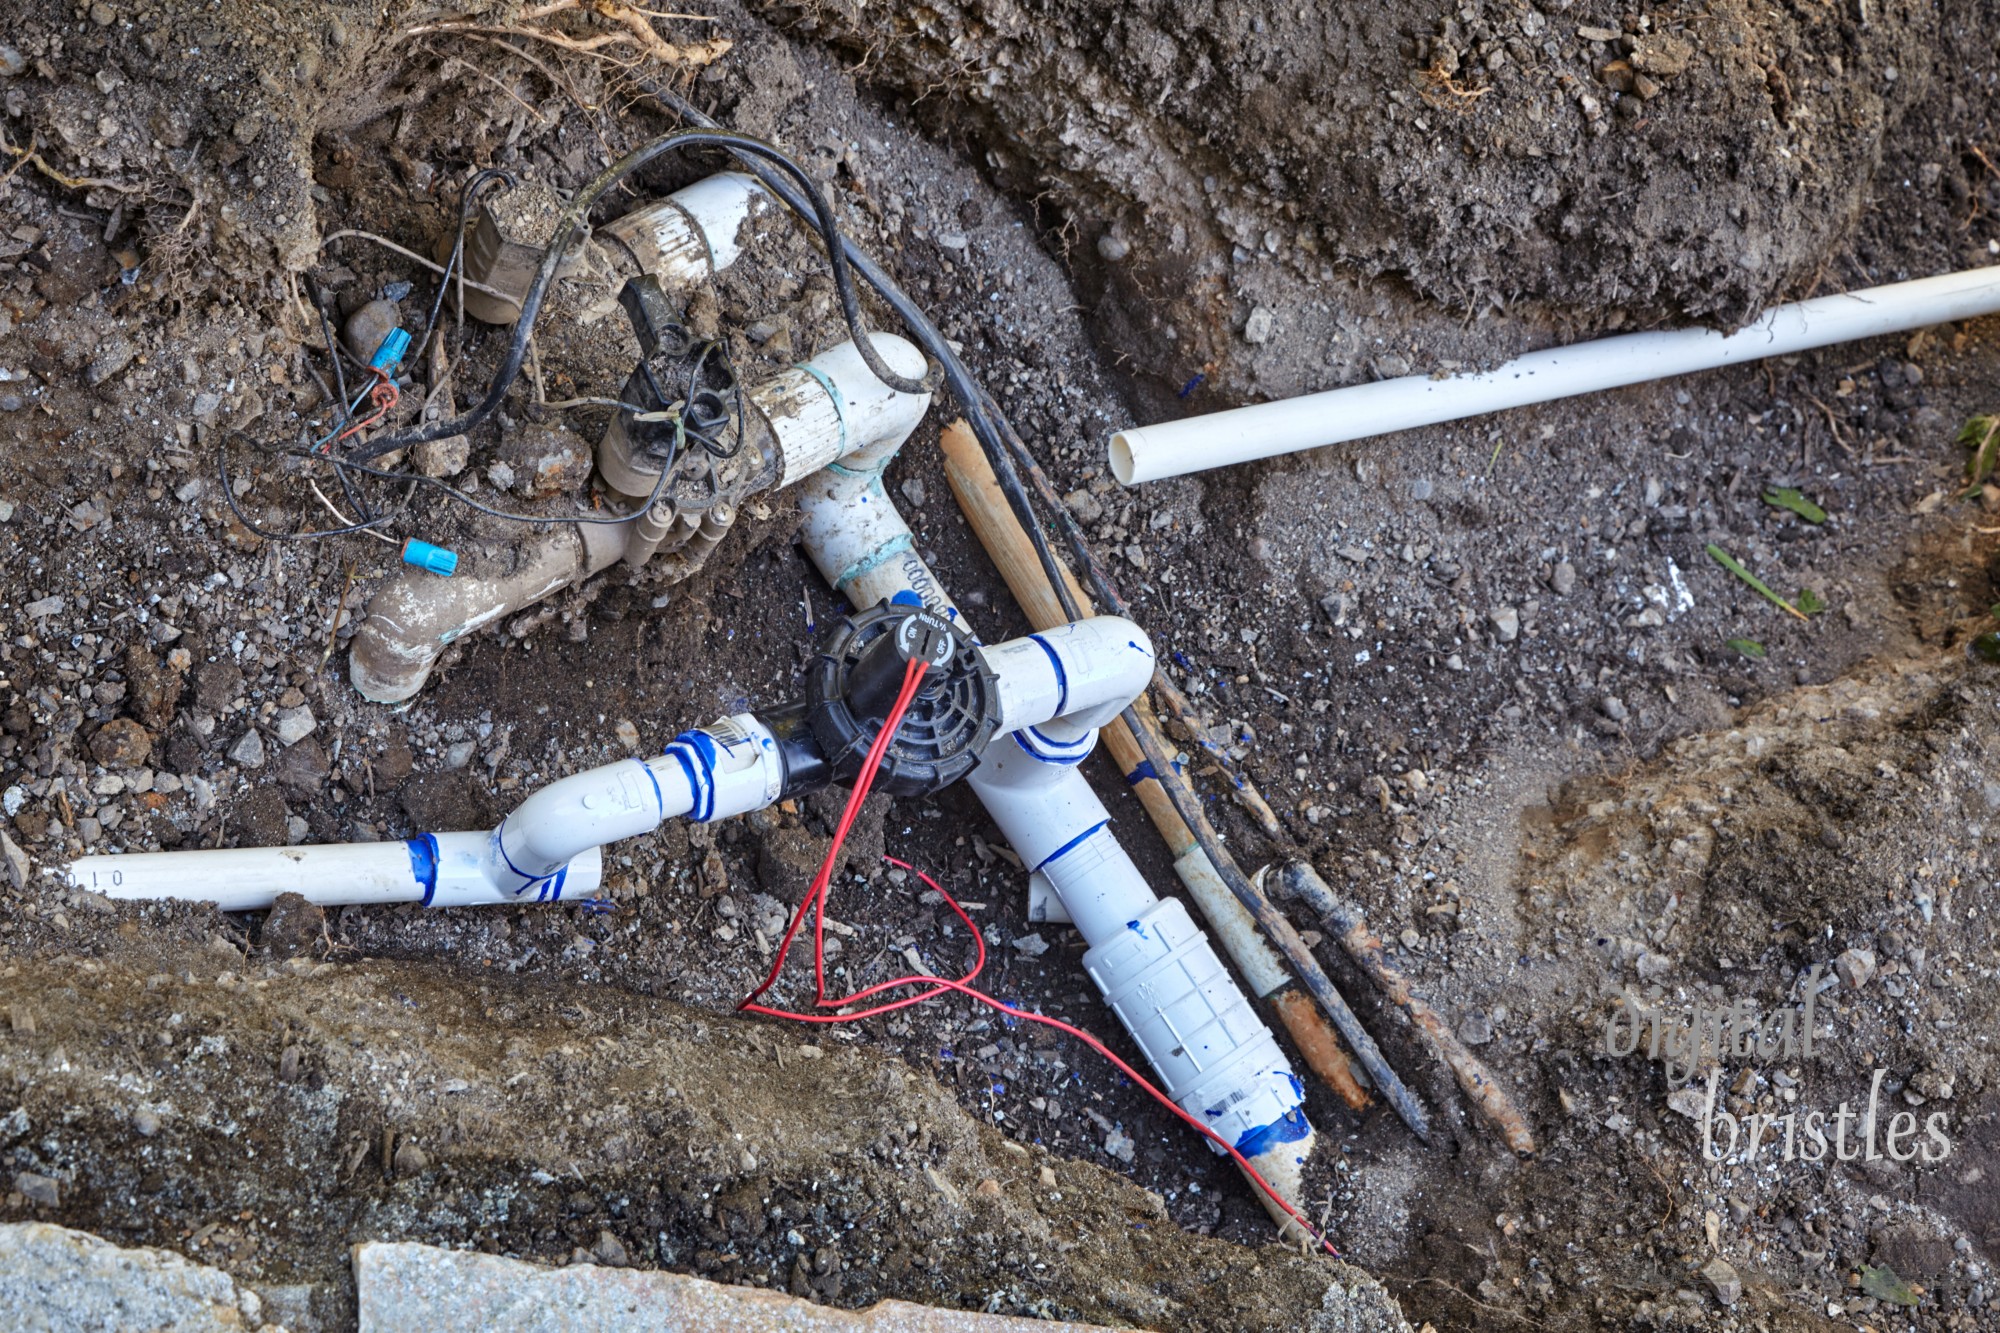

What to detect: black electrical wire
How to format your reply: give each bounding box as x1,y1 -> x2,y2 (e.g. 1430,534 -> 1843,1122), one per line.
415,167 -> 513,367
346,127 -> 934,466
639,83 -> 1436,1144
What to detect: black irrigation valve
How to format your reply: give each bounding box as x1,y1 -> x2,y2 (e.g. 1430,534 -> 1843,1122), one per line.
802,601 -> 1000,798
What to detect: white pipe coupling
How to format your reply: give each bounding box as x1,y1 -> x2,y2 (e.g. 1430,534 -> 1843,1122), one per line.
979,617 -> 1155,736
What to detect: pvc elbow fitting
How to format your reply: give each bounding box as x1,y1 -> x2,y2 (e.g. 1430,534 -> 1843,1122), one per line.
756,332 -> 932,488
980,617 -> 1155,735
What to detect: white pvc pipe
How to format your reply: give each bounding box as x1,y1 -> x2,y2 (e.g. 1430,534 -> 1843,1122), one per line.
796,460 -> 1314,1199
1109,264 -> 2000,484
65,833 -> 605,912
759,334 -> 933,490
978,617 -> 1156,737
598,171 -> 772,287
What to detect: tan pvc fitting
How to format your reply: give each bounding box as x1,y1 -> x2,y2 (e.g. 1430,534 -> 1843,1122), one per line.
348,523 -> 628,704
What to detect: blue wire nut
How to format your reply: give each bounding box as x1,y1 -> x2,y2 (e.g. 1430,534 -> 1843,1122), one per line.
402,539 -> 458,577
369,327 -> 412,372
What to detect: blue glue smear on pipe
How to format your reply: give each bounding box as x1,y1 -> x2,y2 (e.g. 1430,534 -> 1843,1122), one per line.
406,833 -> 440,907
1028,633 -> 1069,716
1234,1106 -> 1312,1158
1032,818 -> 1107,873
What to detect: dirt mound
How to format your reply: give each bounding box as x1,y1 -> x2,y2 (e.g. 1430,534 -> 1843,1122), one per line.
750,0 -> 1939,403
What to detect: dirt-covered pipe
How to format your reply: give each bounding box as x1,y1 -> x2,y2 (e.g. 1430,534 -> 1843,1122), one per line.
348,334 -> 933,704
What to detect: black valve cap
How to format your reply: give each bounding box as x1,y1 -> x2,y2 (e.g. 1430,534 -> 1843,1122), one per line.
801,602 -> 1000,799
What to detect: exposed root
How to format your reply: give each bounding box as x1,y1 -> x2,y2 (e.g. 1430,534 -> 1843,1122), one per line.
0,127 -> 142,194
1417,63 -> 1492,111
406,0 -> 731,71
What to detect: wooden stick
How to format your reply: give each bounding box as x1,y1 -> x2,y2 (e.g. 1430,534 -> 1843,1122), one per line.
939,420 -> 1370,1111
1277,861 -> 1537,1156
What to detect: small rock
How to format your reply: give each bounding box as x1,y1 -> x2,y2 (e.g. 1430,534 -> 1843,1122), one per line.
487,461 -> 516,492
1834,947 -> 1877,990
1096,232 -> 1130,262
1489,606 -> 1521,641
1456,1009 -> 1494,1046
613,720 -> 641,751
228,729 -> 266,768
90,718 -> 152,769
444,741 -> 477,770
85,340 -> 136,387
392,1141 -> 429,1176
1242,307 -> 1277,345
1104,1126 -> 1135,1162
899,478 -> 927,508
0,830 -> 29,890
974,1178 -> 1002,1198
15,1171 -> 59,1207
413,435 -> 471,479
1550,561 -> 1577,595
194,662 -> 243,712
1011,933 -> 1050,958
497,424 -> 591,498
273,738 -> 330,796
592,1230 -> 629,1267
343,299 -> 399,364
1700,1256 -> 1742,1306
1667,1085 -> 1710,1119
272,706 -> 316,747
261,892 -> 324,960
1600,696 -> 1629,722
1038,1165 -> 1057,1188
132,1108 -> 161,1137
89,2 -> 116,25
1063,489 -> 1103,524
23,596 -> 63,619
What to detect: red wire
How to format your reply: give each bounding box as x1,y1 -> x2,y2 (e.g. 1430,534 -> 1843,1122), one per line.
335,368 -> 399,444
737,654 -> 1337,1256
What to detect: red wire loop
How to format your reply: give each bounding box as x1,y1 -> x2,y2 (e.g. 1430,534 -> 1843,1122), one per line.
736,654 -> 1337,1256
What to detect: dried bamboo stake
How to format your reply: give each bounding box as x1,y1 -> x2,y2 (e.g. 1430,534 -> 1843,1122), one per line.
940,421 -> 1371,1111
1274,860 -> 1537,1156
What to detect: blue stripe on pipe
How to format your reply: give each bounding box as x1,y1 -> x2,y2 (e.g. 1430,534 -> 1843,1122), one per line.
1031,818 -> 1107,873
793,361 -> 848,456
634,757 -> 664,817
1027,634 -> 1069,716
666,736 -> 714,821
407,833 -> 440,907
832,527 -> 914,591
1013,727 -> 1091,766
492,818 -> 543,893
1233,1106 -> 1312,1158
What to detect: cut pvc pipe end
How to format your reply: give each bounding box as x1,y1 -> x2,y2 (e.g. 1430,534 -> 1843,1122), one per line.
1107,430 -> 1140,487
